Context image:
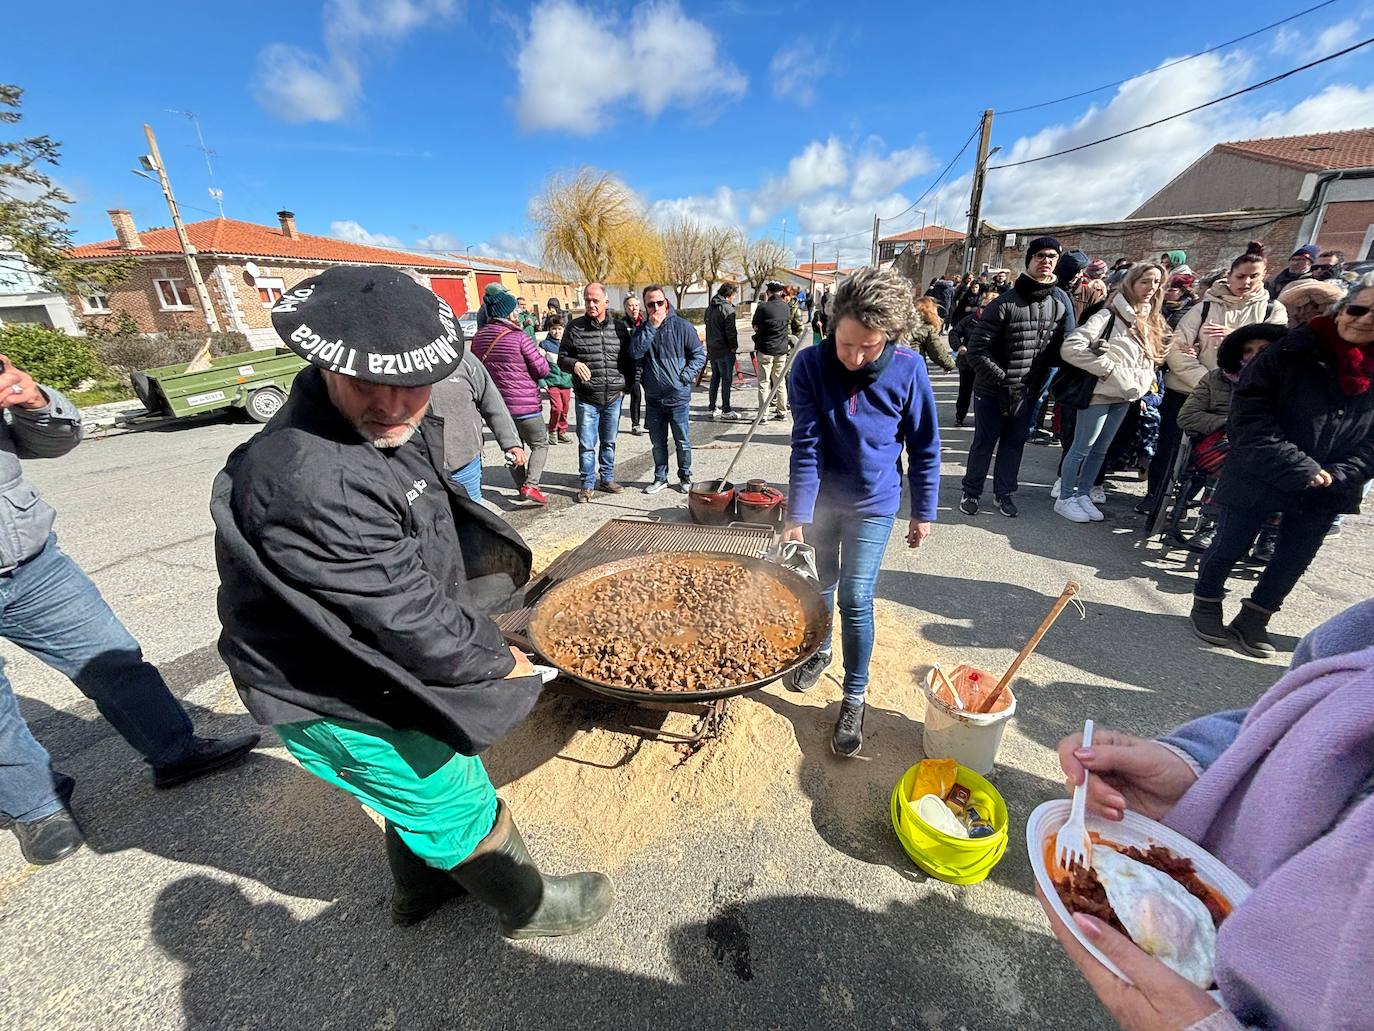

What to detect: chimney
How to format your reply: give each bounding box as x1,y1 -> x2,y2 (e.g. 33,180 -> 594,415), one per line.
277,210 -> 299,240
108,209 -> 143,250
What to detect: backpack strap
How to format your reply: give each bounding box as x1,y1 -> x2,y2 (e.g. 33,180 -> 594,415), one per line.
1264,300 -> 1275,320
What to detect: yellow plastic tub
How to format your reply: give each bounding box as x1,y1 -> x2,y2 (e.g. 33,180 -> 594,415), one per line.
889,762 -> 1009,884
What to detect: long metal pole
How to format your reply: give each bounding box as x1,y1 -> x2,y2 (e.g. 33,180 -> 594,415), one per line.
963,109 -> 994,275
870,214 -> 880,267
144,123 -> 221,333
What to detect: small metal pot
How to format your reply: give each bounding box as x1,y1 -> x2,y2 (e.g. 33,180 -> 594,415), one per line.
687,480 -> 736,525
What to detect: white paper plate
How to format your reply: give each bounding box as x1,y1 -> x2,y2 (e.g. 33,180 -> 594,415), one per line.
1026,799 -> 1253,986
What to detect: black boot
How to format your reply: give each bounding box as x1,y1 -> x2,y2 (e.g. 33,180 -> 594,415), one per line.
1229,599 -> 1276,658
449,801 -> 612,939
385,822 -> 463,926
152,733 -> 260,789
831,698 -> 865,757
1190,595 -> 1229,647
12,808 -> 85,866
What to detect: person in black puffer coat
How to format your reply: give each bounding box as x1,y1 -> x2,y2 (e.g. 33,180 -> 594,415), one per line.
704,283 -> 741,419
959,236 -> 1076,516
557,283 -> 633,501
1191,285 -> 1374,657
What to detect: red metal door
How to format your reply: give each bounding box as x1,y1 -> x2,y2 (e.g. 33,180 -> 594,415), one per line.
429,276 -> 468,316
475,272 -> 504,298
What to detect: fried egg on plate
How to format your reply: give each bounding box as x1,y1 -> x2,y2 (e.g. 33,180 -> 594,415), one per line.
1093,846 -> 1217,988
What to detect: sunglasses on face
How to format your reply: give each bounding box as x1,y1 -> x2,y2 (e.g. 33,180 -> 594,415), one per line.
646,299 -> 668,309
1345,304 -> 1372,318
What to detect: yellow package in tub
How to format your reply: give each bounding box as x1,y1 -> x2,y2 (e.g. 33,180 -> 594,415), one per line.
889,762 -> 1009,884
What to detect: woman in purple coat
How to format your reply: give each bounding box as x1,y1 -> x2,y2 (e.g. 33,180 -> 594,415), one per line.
470,287 -> 550,506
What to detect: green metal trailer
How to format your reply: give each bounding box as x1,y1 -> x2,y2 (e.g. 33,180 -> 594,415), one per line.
130,347 -> 308,423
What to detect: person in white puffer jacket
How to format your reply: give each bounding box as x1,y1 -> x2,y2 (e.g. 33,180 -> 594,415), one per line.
1055,262 -> 1168,522
1140,243 -> 1287,512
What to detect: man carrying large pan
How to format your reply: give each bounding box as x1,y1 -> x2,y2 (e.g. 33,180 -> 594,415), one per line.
211,265 -> 611,938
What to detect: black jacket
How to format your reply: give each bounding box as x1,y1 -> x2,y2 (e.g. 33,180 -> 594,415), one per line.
1216,319 -> 1374,515
211,367 -> 543,756
966,275 -> 1075,400
558,312 -> 632,406
705,295 -> 739,356
927,279 -> 955,318
752,298 -> 793,356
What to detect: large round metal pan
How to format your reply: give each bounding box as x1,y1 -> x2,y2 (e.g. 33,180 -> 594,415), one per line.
526,550 -> 831,703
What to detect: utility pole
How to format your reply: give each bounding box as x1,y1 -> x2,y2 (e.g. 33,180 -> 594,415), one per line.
870,214 -> 880,267
143,123 -> 221,333
809,241 -> 816,295
963,109 -> 995,275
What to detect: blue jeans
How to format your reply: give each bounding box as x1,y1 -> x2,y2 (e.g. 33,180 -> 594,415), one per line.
1061,401 -> 1130,497
707,355 -> 734,412
961,392 -> 1034,499
646,400 -> 692,484
576,396 -> 622,489
448,454 -> 483,502
810,511 -> 895,701
0,535 -> 195,822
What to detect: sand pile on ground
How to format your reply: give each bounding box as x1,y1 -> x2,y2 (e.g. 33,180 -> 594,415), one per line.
485,599 -> 939,868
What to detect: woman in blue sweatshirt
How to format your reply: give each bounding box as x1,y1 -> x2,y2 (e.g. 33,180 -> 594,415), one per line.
784,267 -> 942,757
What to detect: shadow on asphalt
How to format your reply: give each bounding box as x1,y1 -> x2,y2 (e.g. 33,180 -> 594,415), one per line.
148,872 -> 1099,1030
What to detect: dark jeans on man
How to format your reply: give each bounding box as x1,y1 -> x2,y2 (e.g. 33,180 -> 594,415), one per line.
961,392 -> 1033,500
1147,388 -> 1188,499
0,534 -> 197,822
1195,504 -> 1332,612
955,366 -> 975,424
646,400 -> 692,485
707,355 -> 735,413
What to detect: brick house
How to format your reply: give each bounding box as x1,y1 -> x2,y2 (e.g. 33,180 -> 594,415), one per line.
464,256 -> 580,313
1129,128 -> 1374,260
877,224 -> 965,264
66,210 -> 480,349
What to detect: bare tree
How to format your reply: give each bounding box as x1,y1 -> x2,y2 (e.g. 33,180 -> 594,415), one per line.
659,217 -> 707,308
533,168 -> 655,284
738,236 -> 790,302
701,225 -> 739,301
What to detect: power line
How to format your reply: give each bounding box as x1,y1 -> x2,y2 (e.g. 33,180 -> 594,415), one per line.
994,0 -> 1339,116
988,35 -> 1374,171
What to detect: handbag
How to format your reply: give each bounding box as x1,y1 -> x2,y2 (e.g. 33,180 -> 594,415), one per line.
1051,311 -> 1117,411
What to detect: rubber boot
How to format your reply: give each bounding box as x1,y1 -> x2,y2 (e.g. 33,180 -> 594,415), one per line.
1190,595 -> 1229,647
385,822 -> 463,926
449,801 -> 613,939
1229,599 -> 1277,658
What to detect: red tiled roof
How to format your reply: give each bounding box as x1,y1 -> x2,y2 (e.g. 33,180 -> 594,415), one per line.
1216,128 -> 1374,173
880,224 -> 965,244
68,217 -> 470,270
465,255 -> 574,284
798,261 -> 837,272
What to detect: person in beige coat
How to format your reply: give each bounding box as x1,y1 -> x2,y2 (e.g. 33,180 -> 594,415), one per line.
1054,262 -> 1168,522
1140,243 -> 1287,512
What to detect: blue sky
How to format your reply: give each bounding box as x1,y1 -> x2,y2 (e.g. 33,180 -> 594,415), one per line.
9,0 -> 1374,266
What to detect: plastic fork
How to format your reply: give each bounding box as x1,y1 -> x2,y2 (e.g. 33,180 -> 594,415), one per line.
1054,719 -> 1095,872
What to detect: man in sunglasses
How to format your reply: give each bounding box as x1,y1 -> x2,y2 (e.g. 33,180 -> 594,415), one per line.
1311,250 -> 1347,282
630,285 -> 706,493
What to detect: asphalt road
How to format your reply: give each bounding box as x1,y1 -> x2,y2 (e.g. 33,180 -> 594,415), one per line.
2,369 -> 1368,1030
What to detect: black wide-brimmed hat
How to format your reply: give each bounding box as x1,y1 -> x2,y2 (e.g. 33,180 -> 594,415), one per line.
271,265 -> 464,386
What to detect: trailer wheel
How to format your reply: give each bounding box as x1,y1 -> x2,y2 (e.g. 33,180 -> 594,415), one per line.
246,386 -> 286,423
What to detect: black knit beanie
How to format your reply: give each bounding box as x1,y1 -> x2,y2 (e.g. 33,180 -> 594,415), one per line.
1025,236 -> 1062,266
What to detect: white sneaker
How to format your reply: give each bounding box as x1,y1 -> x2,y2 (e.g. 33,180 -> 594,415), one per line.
1089,485 -> 1106,505
1054,498 -> 1091,523
644,480 -> 669,495
1076,496 -> 1105,522
1050,478 -> 1062,499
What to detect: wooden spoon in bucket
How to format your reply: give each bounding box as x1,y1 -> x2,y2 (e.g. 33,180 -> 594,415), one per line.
976,580 -> 1081,714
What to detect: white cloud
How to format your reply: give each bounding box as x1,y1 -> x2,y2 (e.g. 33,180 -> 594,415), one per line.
773,137 -> 848,202
330,220 -> 406,248
771,44 -> 820,105
1317,18 -> 1361,53
649,186 -> 742,229
850,144 -> 937,202
254,0 -> 458,123
474,233 -> 544,267
415,231 -> 464,252
514,0 -> 746,133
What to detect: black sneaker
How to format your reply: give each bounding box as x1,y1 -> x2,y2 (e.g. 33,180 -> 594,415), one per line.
959,494 -> 978,516
1250,534 -> 1276,564
996,495 -> 1018,518
789,650 -> 831,693
152,733 -> 260,789
831,699 -> 865,757
12,808 -> 85,865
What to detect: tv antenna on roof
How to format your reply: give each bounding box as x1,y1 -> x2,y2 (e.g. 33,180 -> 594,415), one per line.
166,109 -> 224,218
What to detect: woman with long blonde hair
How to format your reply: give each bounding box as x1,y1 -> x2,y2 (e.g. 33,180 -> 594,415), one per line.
1054,261 -> 1167,522
910,296 -> 955,371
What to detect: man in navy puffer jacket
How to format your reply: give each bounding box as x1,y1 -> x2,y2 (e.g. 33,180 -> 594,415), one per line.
630,285 -> 706,492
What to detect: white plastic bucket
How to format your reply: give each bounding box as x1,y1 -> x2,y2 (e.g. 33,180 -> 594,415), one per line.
920,664 -> 1016,775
